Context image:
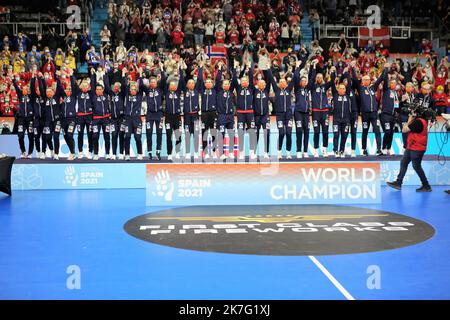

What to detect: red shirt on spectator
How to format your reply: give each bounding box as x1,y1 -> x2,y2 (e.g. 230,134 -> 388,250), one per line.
434,92 -> 448,107
245,11 -> 255,22
228,29 -> 240,45
171,30 -> 185,45
215,30 -> 225,44
0,101 -> 17,116
432,66 -> 448,90
256,30 -> 265,46
267,31 -> 277,47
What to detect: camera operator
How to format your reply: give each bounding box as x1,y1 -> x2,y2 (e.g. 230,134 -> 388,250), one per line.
387,108 -> 432,192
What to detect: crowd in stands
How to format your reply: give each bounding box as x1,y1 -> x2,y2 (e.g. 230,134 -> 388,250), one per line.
0,1 -> 448,158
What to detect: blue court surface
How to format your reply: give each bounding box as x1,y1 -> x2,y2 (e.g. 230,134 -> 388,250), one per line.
0,186 -> 449,300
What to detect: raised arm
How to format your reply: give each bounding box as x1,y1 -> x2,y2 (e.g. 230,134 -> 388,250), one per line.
12,79 -> 23,100
248,64 -> 254,90
103,73 -> 112,95
215,68 -> 222,90
288,62 -> 301,92
56,77 -> 66,97
90,72 -> 97,94
293,66 -> 300,88
308,63 -> 317,90
264,68 -> 278,93
196,66 -> 203,91
330,70 -> 338,95
324,72 -> 334,91
159,69 -> 166,92
373,67 -> 387,91
178,67 -> 185,93
351,67 -> 362,92
30,76 -> 37,96
231,67 -> 239,91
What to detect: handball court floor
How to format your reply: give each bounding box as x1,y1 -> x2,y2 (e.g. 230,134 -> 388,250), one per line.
0,186 -> 449,300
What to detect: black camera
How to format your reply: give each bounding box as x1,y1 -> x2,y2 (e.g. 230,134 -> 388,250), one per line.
401,102 -> 437,123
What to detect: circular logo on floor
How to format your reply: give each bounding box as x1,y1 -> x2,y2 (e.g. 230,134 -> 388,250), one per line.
124,205 -> 435,256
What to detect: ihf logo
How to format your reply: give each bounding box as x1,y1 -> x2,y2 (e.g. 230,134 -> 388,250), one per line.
64,166 -> 79,187
152,169 -> 175,201
64,166 -> 104,187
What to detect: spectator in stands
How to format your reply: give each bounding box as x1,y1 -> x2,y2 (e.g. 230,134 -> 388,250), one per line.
171,25 -> 184,50
194,19 -> 205,46
205,20 -> 215,46
419,39 -> 433,54
310,9 -> 320,41
100,25 -> 111,48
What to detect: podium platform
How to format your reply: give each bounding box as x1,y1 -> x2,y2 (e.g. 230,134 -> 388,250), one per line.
10,155 -> 450,191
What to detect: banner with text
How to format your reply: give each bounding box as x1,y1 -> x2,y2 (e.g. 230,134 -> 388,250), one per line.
146,162 -> 381,206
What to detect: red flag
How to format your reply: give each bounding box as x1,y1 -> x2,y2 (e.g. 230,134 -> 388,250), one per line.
204,45 -> 227,65
359,27 -> 390,47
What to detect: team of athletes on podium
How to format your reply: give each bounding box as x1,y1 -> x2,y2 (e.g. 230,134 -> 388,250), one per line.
9,46 -> 443,161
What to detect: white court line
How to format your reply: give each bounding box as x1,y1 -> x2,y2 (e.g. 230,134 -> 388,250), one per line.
308,256 -> 356,300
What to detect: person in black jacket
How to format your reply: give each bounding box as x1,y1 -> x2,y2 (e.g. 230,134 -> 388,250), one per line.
292,61 -> 310,159
30,73 -> 46,159
253,74 -> 271,159
330,69 -> 351,157
57,74 -> 77,160
142,62 -> 165,160
12,78 -> 34,158
104,71 -> 127,160
199,61 -> 223,160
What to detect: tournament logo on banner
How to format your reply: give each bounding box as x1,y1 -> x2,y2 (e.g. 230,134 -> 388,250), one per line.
146,162 -> 381,206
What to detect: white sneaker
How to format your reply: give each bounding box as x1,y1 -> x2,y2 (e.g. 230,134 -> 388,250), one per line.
125,155 -> 130,161
51,150 -> 55,158
175,153 -> 180,159
303,152 -> 309,158
119,154 -> 124,160
220,154 -> 227,160
26,153 -> 32,159
185,153 -> 191,160
296,152 -> 302,159
67,153 -> 75,161
382,149 -> 387,155
137,154 -> 143,160
168,154 -> 173,161
111,155 -> 116,160
312,149 -> 319,158
351,150 -> 356,158
212,153 -> 218,159
105,154 -> 111,160
20,152 -> 26,159
204,154 -> 210,160
53,154 -> 59,160
334,151 -> 339,157
228,153 -> 234,159
93,155 -> 99,160
286,151 -> 292,160
238,153 -> 245,160
322,148 -> 328,158
388,149 -> 395,156
249,150 -> 257,160
86,152 -> 92,160
78,153 -> 83,160
194,153 -> 199,160
340,152 -> 345,158
264,152 -> 269,159
277,151 -> 282,160
40,152 -> 46,160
